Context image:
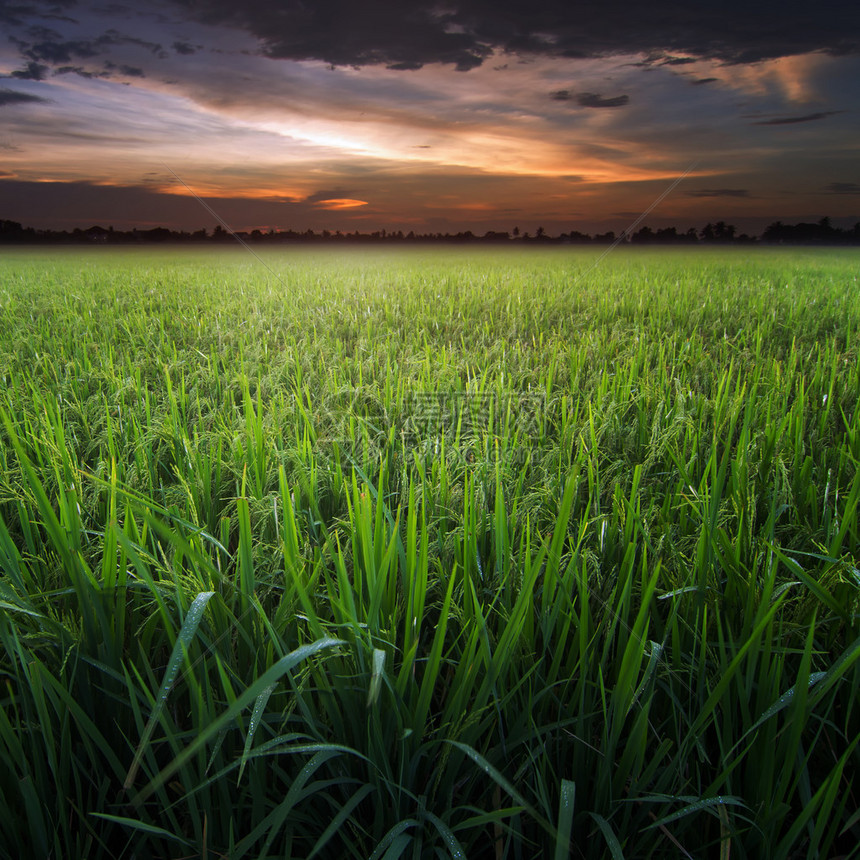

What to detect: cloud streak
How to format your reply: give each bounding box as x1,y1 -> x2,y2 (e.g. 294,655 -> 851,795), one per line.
753,111 -> 843,125
688,189 -> 750,198
0,87 -> 50,106
825,182 -> 860,195
575,92 -> 630,108
550,90 -> 630,108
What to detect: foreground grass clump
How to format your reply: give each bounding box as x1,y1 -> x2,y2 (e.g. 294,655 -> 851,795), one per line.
0,246 -> 858,859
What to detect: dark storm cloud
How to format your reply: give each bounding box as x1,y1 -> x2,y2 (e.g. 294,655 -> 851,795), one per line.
576,92 -> 629,108
0,87 -> 49,106
12,26 -> 165,72
102,30 -> 165,55
53,64 -> 109,77
688,189 -> 750,198
174,0 -> 860,70
103,61 -> 145,76
825,182 -> 860,195
10,60 -> 50,79
20,38 -> 102,63
753,111 -> 843,125
0,0 -> 77,29
24,24 -> 65,41
179,1 -> 491,71
0,3 -> 37,26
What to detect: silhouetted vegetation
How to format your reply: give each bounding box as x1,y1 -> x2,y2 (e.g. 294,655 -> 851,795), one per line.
761,216 -> 860,245
1,216 -> 859,245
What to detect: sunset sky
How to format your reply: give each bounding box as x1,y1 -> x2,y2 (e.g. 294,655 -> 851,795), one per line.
1,0 -> 859,234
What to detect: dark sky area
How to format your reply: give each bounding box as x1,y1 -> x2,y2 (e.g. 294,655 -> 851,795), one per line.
1,0 -> 859,233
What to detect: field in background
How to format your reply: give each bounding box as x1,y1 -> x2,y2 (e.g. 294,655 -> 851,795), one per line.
0,246 -> 858,859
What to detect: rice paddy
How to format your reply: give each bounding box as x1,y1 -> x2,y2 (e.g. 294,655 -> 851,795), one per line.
0,245 -> 858,859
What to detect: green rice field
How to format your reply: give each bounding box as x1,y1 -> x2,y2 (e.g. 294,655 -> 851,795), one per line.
0,246 -> 858,858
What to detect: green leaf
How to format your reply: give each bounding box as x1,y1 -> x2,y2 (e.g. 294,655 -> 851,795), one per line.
554,780 -> 575,860
124,590 -> 215,790
307,784 -> 376,859
133,637 -> 343,805
369,820 -> 419,860
368,647 -> 386,707
588,814 -> 625,860
644,796 -> 747,830
238,682 -> 276,784
90,812 -> 191,845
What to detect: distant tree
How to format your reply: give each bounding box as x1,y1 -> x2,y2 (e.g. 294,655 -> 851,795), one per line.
700,221 -> 735,242
142,227 -> 172,242
717,221 -> 736,241
762,221 -> 783,242
763,219 -> 843,244
0,220 -> 35,243
1,220 -> 23,233
655,226 -> 678,243
5,215 -> 857,246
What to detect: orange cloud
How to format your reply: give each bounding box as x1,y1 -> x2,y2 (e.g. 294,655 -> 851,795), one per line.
314,198 -> 369,209
454,201 -> 496,211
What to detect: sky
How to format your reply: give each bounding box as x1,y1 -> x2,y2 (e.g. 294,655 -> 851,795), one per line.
1,0 -> 859,235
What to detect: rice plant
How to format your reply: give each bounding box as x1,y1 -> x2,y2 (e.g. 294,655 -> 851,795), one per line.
0,246 -> 858,858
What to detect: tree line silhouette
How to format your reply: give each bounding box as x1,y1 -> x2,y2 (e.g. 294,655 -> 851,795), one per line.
1,217 -> 858,246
